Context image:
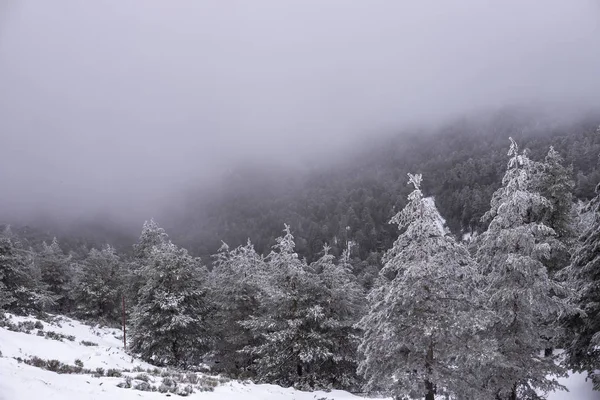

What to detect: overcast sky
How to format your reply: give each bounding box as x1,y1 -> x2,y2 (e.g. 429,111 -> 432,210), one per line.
1,0 -> 600,223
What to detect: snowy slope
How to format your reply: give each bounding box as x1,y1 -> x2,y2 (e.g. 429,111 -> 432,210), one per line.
0,313 -> 597,400
0,313 -> 382,400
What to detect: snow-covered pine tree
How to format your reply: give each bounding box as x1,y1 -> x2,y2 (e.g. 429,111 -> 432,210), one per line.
309,244 -> 366,390
0,234 -> 50,314
133,219 -> 169,260
476,138 -> 572,400
241,225 -> 312,387
126,219 -> 170,308
38,237 -> 73,313
563,182 -> 600,389
75,245 -> 123,323
532,146 -> 576,274
211,240 -> 267,374
358,173 -> 493,400
130,240 -> 213,367
242,225 -> 364,390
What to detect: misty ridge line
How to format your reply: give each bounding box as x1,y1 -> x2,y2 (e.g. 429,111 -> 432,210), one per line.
3,109 -> 599,268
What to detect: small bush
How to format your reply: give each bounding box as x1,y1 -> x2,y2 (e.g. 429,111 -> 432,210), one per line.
74,359 -> 84,368
195,384 -> 215,393
162,377 -> 176,387
158,384 -> 170,393
46,359 -> 62,372
133,365 -> 145,373
80,340 -> 98,347
172,372 -> 184,382
36,330 -> 44,337
45,331 -> 70,342
134,382 -> 152,392
34,321 -> 44,330
117,376 -> 132,389
28,356 -> 48,369
58,364 -> 80,374
184,373 -> 198,384
17,321 -> 36,332
159,376 -> 177,393
135,373 -> 150,382
1,320 -> 18,331
95,367 -> 105,377
177,385 -> 194,396
106,368 -> 122,377
198,376 -> 219,388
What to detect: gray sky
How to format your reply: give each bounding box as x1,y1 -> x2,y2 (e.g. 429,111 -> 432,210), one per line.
1,0 -> 600,223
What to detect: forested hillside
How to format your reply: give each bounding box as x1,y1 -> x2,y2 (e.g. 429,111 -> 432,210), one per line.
168,111 -> 600,265
3,132 -> 600,399
5,111 -> 600,269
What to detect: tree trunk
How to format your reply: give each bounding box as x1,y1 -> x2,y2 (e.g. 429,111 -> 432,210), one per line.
509,384 -> 518,400
425,343 -> 435,400
425,380 -> 435,400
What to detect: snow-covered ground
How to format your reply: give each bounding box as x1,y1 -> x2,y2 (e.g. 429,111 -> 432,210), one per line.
0,313 -> 597,399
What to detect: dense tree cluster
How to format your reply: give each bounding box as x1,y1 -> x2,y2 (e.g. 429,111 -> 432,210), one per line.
2,132 -> 600,399
171,113 -> 600,266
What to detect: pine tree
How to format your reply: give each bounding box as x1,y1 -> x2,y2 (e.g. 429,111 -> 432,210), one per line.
133,219 -> 169,260
0,230 -> 52,314
130,241 -> 213,367
309,244 -> 365,390
476,139 -> 572,400
38,237 -> 73,313
126,219 -> 170,308
211,240 -> 266,374
358,174 -> 493,400
242,225 -> 364,390
532,146 -> 576,274
563,182 -> 600,389
75,245 -> 123,322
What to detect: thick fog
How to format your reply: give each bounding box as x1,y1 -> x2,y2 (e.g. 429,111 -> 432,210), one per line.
1,0 -> 600,224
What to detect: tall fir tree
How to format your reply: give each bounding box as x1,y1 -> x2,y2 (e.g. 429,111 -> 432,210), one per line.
0,230 -> 52,313
126,219 -> 169,309
38,237 -> 73,313
563,181 -> 600,389
532,146 -> 576,274
129,240 -> 213,366
358,174 -> 493,400
74,245 -> 123,322
476,139 -> 573,400
242,225 -> 364,390
309,244 -> 365,390
211,240 -> 266,374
